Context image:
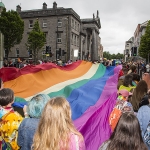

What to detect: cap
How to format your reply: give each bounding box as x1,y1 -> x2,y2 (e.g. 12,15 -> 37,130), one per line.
118,89 -> 132,97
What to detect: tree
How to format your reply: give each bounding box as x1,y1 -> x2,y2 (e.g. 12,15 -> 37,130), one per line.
103,51 -> 111,59
116,53 -> 124,59
27,20 -> 46,64
0,8 -> 24,58
103,51 -> 124,60
139,20 -> 150,60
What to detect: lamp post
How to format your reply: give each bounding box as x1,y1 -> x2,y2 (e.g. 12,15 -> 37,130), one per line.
64,16 -> 69,62
56,17 -> 58,61
0,6 -> 4,68
0,32 -> 3,68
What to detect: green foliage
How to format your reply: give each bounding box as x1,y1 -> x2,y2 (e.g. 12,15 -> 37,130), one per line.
27,20 -> 46,63
0,8 -> 24,58
139,20 -> 150,59
103,51 -> 124,60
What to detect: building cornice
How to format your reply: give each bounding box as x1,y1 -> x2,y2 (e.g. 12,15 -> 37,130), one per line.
81,18 -> 101,29
19,8 -> 80,21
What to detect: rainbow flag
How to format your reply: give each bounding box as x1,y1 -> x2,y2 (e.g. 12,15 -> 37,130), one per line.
0,61 -> 121,150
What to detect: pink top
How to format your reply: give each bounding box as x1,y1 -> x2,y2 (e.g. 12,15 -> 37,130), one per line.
61,133 -> 86,150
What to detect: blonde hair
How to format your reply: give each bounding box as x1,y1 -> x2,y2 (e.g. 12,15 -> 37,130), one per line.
32,97 -> 83,150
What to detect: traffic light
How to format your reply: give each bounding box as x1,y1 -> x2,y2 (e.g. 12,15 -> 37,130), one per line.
133,48 -> 137,56
46,46 -> 49,54
131,47 -> 137,56
59,48 -> 61,56
49,47 -> 52,57
62,50 -> 67,56
28,50 -> 32,58
62,50 -> 64,56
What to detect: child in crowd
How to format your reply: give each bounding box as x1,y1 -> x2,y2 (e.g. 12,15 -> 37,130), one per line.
17,94 -> 50,150
100,112 -> 148,150
119,74 -> 135,92
32,97 -> 85,150
109,89 -> 133,131
117,89 -> 132,101
0,88 -> 23,150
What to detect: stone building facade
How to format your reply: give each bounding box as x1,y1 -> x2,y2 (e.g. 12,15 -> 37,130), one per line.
0,2 -> 5,68
9,2 -> 101,61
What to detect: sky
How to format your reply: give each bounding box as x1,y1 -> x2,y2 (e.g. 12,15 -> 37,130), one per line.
2,0 -> 150,54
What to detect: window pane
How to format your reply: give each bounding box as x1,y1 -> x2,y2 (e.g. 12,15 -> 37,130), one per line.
58,19 -> 62,27
43,19 -> 47,27
57,33 -> 61,38
29,20 -> 33,28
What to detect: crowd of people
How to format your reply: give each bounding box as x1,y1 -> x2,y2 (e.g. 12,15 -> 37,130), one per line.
0,61 -> 150,150
3,58 -> 74,68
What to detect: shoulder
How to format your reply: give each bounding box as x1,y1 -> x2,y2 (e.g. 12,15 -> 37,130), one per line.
20,118 -> 40,128
137,105 -> 150,119
5,111 -> 23,121
70,132 -> 85,149
138,105 -> 150,112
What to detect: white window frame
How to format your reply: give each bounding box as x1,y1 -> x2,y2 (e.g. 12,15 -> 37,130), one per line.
72,19 -> 74,28
43,19 -> 47,27
74,35 -> 76,45
57,33 -> 61,43
58,19 -> 62,27
57,38 -> 61,43
29,20 -> 33,28
44,33 -> 47,43
72,34 -> 73,45
75,21 -> 76,30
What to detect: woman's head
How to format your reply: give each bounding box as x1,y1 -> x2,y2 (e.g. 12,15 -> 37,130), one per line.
27,94 -> 50,118
40,97 -> 72,130
0,88 -> 14,106
135,80 -> 148,94
130,80 -> 148,111
123,74 -> 133,87
33,97 -> 83,150
108,112 -> 147,150
114,112 -> 141,136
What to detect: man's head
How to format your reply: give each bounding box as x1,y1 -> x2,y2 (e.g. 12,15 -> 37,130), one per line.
0,88 -> 14,106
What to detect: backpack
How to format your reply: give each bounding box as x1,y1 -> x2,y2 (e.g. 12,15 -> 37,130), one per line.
109,99 -> 133,131
143,105 -> 150,146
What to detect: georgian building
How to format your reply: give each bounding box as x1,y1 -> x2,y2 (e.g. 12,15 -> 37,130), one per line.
124,20 -> 149,61
8,2 -> 102,61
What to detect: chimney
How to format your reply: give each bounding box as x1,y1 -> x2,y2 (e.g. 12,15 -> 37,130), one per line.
43,2 -> 47,9
16,5 -> 21,12
53,2 -> 57,9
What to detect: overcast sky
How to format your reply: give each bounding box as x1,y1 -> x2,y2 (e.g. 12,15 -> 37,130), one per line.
2,0 -> 150,54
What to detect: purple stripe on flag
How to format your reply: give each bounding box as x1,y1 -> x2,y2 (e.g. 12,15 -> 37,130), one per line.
74,65 -> 121,150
